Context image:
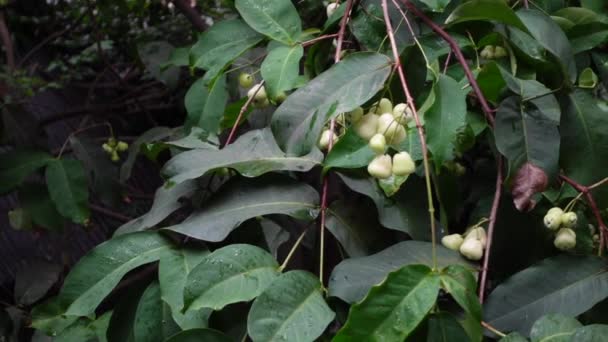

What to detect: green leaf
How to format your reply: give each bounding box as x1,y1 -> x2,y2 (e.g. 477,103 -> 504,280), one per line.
133,282 -> 181,342
35,232 -> 174,318
334,265 -> 440,341
440,265 -> 481,322
579,67 -> 599,88
446,0 -> 527,32
323,128 -> 375,171
120,127 -> 174,183
0,149 -> 52,194
18,184 -> 64,230
247,270 -> 335,342
484,255 -> 608,335
184,74 -> 229,134
54,312 -> 112,342
325,199 -> 388,257
500,332 -> 529,342
419,0 -> 452,12
494,96 -> 559,176
164,328 -> 234,342
115,180 -> 198,236
377,173 -> 409,197
529,314 -> 581,342
425,74 -> 467,168
337,172 -> 432,240
163,128 -> 322,185
329,241 -> 473,303
261,44 -> 303,99
14,260 -> 62,306
165,176 -> 319,242
427,312 -> 471,342
259,218 -> 290,258
560,89 -> 608,207
159,248 -> 211,330
31,297 -> 79,335
190,19 -> 264,81
184,244 -> 280,311
571,325 -> 608,342
271,52 -> 391,156
235,0 -> 301,45
45,159 -> 90,224
139,41 -> 179,88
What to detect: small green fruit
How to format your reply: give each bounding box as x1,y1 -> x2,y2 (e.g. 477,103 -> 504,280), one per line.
318,129 -> 338,150
239,72 -> 254,88
116,141 -> 129,152
107,137 -> 117,147
441,234 -> 464,251
392,152 -> 415,176
377,113 -> 399,137
354,113 -> 379,140
480,45 -> 495,59
544,207 -> 563,230
367,154 -> 392,179
459,238 -> 483,261
369,134 -> 386,155
554,228 -> 576,251
110,151 -> 120,162
561,212 -> 577,228
494,46 -> 508,58
326,2 -> 338,17
102,143 -> 113,153
275,92 -> 287,103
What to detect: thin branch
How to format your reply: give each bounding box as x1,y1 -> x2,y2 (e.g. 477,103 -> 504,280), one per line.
171,0 -> 207,31
0,11 -> 15,71
89,204 -> 132,222
482,321 -> 506,338
479,157 -> 503,303
302,33 -> 339,47
223,80 -> 265,147
403,0 -> 495,127
279,229 -> 308,271
319,0 -> 355,285
523,0 -> 529,9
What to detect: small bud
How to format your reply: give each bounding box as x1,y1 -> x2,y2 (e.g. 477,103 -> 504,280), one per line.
318,129 -> 338,150
459,238 -> 483,261
354,113 -> 379,140
116,141 -> 129,152
239,72 -> 254,88
326,2 -> 338,17
561,212 -> 578,228
554,228 -> 576,251
369,134 -> 386,155
441,234 -> 464,251
392,152 -> 415,176
367,154 -> 392,179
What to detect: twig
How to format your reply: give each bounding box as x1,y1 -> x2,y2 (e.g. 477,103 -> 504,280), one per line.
89,203 -> 132,222
318,0 -> 355,286
0,11 -> 15,71
302,33 -> 339,47
171,0 -> 208,31
479,157 -> 503,303
482,321 -> 506,338
382,0 -> 438,269
279,229 -> 308,271
223,80 -> 265,147
403,0 -> 495,127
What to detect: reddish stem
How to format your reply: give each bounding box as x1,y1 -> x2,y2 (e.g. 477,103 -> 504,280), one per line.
479,157 -> 503,303
223,80 -> 265,147
402,0 -> 495,127
0,11 -> 15,71
523,0 -> 529,9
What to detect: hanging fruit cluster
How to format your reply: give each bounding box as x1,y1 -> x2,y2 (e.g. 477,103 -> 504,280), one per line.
441,223 -> 488,261
544,207 -> 577,251
102,137 -> 129,162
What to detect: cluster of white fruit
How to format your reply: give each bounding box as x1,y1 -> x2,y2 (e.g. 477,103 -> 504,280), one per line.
239,72 -> 271,108
102,137 -> 129,162
441,226 -> 487,261
480,45 -> 508,59
544,207 -> 577,251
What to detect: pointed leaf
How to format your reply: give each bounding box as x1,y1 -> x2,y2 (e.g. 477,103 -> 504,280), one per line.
115,180 -> 198,236
334,265 -> 440,341
425,74 -> 468,168
427,312 -> 471,342
42,232 -> 174,317
18,184 -> 64,230
571,325 -> 608,342
162,128 -> 322,185
259,218 -> 290,258
247,270 -> 335,342
133,282 -> 181,342
271,52 -> 391,156
261,44 -> 303,99
165,329 -> 233,342
329,241 -> 473,303
45,158 -> 90,224
185,75 -> 229,133
484,255 -> 608,335
0,149 -> 52,194
184,244 -> 280,311
159,248 -> 211,330
165,176 -> 319,242
530,314 -> 581,342
235,0 -> 301,45
440,265 -> 481,321
446,0 -> 527,31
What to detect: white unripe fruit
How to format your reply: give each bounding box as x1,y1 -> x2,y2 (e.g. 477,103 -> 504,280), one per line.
459,238 -> 483,261
392,103 -> 413,125
465,227 -> 487,248
561,212 -> 578,228
367,155 -> 392,179
318,130 -> 337,150
377,113 -> 399,137
326,2 -> 338,17
480,45 -> 495,59
349,107 -> 364,122
441,234 -> 464,251
354,113 -> 379,140
544,207 -> 563,230
494,46 -> 508,58
392,152 -> 415,176
248,83 -> 267,103
386,124 -> 406,145
554,228 -> 576,251
369,134 -> 386,155
375,98 -> 393,114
